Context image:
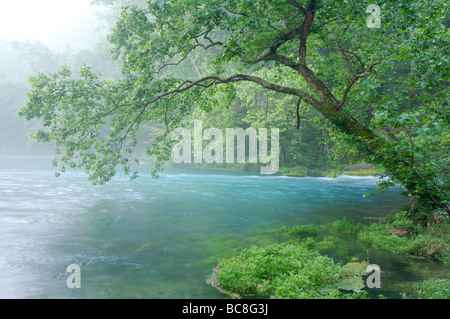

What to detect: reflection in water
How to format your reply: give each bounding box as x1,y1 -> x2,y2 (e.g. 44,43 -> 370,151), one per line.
0,167 -> 439,298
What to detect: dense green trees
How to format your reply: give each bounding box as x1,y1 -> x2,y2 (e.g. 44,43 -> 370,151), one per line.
19,0 -> 449,212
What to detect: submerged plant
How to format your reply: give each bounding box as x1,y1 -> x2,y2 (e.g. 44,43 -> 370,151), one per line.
208,242 -> 368,299
280,224 -> 320,238
414,278 -> 450,299
329,217 -> 363,234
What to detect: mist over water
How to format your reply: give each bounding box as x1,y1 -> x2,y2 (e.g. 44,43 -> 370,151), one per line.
0,162 -> 416,298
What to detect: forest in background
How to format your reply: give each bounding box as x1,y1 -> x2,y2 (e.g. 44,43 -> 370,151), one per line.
0,12 -> 371,176
2,0 -> 449,213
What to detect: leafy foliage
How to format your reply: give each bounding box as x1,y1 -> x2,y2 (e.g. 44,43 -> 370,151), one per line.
414,278 -> 450,299
328,217 -> 363,234
211,242 -> 368,299
328,215 -> 450,264
281,224 -> 320,237
17,0 -> 449,212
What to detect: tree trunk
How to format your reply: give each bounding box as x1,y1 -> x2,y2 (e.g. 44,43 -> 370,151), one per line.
313,99 -> 446,211
287,3 -> 447,212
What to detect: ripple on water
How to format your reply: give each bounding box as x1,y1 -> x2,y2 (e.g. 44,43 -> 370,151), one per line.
0,168 -> 415,298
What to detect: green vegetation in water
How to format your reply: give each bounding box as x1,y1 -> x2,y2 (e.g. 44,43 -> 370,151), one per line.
184,229 -> 287,274
413,278 -> 450,299
327,217 -> 364,234
401,278 -> 450,299
279,224 -> 320,238
207,242 -> 369,299
209,210 -> 449,299
326,213 -> 450,265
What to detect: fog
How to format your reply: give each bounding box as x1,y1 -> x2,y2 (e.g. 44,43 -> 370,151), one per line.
0,0 -> 112,162
0,0 -> 103,51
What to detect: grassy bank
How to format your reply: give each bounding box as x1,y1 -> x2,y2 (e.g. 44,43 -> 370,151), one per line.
168,163 -> 381,177
278,166 -> 379,177
341,169 -> 378,176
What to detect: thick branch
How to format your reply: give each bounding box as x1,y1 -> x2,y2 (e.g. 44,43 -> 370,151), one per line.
141,74 -> 320,110
223,6 -> 251,18
241,49 -> 340,106
299,0 -> 317,63
339,56 -> 382,107
269,27 -> 302,53
328,25 -> 356,77
238,2 -> 339,106
288,0 -> 306,14
156,39 -> 222,75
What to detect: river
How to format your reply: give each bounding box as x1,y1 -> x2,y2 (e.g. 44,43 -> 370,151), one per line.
0,160 -> 443,298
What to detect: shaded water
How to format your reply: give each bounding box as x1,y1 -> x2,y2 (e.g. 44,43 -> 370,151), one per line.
0,163 -> 444,298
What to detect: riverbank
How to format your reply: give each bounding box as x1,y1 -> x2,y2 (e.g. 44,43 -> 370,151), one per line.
278,166 -> 379,177
0,155 -> 381,178
208,209 -> 450,299
165,162 -> 381,178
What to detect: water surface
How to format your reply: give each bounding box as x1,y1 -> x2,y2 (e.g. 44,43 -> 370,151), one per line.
0,164 -> 437,299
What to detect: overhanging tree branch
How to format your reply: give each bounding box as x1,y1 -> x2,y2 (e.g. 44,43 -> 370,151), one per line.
141,73 -> 320,109
339,55 -> 382,108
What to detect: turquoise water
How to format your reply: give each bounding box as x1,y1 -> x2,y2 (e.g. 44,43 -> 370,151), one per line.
0,165 -> 436,298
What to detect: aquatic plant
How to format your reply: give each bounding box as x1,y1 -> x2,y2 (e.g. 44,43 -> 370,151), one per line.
281,224 -> 320,238
208,242 -> 368,299
414,278 -> 450,299
328,217 -> 363,234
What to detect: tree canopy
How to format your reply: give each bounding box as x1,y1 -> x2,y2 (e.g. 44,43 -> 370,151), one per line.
20,0 -> 449,212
